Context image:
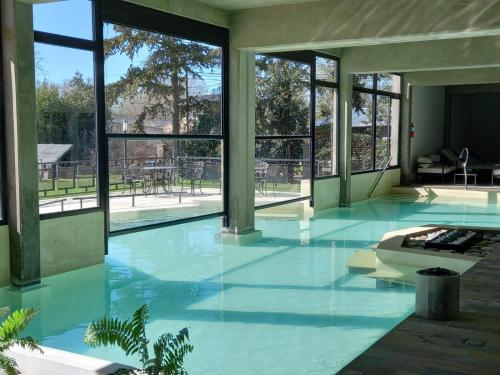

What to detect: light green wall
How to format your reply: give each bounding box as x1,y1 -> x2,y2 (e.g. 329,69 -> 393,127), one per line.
406,68 -> 500,86
39,212 -> 105,277
351,168 -> 401,203
314,177 -> 340,211
410,86 -> 445,173
230,0 -> 500,50
0,225 -> 10,287
126,0 -> 229,27
313,170 -> 400,212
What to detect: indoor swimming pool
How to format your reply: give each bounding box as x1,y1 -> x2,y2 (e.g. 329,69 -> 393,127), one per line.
2,195 -> 500,374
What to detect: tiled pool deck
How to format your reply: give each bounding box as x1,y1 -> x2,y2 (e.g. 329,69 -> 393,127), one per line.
339,246 -> 500,375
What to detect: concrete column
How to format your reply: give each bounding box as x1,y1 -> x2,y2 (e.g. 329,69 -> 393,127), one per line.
400,80 -> 413,185
2,0 -> 41,287
225,48 -> 257,237
339,72 -> 353,207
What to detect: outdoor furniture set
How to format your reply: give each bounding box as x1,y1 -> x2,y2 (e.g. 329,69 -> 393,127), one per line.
121,159 -> 214,196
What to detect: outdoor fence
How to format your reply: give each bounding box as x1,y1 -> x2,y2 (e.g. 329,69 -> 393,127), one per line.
38,156 -> 323,202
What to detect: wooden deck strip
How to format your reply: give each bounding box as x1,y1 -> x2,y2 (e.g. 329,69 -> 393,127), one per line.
339,249 -> 500,375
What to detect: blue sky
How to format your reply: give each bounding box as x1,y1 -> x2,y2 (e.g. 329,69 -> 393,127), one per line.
33,0 -> 222,92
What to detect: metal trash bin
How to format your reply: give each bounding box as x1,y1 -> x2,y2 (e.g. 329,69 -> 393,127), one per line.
416,267 -> 460,320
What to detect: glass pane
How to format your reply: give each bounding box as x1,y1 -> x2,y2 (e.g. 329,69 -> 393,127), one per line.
315,87 -> 337,177
375,96 -> 400,168
256,55 -> 311,136
315,56 -> 337,82
377,73 -> 401,94
109,139 -> 223,231
255,139 -> 311,207
353,74 -> 374,89
33,0 -> 93,40
104,23 -> 222,135
351,92 -> 373,172
35,43 -> 97,214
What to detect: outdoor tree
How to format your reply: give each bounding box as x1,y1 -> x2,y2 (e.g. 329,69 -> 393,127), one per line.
255,55 -> 310,162
104,24 -> 222,162
36,71 -> 96,161
315,86 -> 335,169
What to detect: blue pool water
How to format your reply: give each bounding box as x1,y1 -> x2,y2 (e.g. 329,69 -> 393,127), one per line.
2,195 -> 500,374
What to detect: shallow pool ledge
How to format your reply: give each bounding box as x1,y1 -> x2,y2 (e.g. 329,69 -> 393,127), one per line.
5,345 -> 128,375
375,225 -> 480,283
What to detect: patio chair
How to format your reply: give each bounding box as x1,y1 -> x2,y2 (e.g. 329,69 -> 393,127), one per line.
179,160 -> 205,195
255,160 -> 269,195
158,165 -> 176,193
264,163 -> 283,196
122,164 -> 144,193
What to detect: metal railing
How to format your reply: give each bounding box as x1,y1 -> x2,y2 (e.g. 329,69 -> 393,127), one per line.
38,156 -> 317,210
367,156 -> 392,199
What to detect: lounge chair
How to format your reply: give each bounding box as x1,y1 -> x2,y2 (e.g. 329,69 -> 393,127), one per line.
416,153 -> 456,183
444,148 -> 495,171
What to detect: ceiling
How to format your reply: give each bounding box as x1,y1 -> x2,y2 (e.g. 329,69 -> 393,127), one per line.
197,0 -> 324,11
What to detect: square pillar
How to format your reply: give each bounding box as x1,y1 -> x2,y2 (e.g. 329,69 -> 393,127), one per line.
2,0 -> 41,287
339,72 -> 353,207
225,48 -> 257,235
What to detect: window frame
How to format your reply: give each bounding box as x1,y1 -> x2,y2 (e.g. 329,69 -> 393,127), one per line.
352,73 -> 402,175
33,0 -> 230,238
254,51 -> 340,211
34,2 -> 101,221
101,0 -> 230,236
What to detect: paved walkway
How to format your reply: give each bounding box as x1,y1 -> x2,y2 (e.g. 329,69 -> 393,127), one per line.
339,247 -> 500,375
39,188 -> 303,215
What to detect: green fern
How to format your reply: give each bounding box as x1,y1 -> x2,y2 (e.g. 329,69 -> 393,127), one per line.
0,306 -> 41,375
84,305 -> 193,375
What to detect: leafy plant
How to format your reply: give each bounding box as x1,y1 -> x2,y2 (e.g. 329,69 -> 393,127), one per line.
0,306 -> 41,375
84,304 -> 193,375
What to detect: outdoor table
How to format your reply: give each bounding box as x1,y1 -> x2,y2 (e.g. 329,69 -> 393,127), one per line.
142,166 -> 177,194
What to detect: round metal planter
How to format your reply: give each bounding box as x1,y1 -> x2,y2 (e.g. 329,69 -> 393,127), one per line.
415,267 -> 460,320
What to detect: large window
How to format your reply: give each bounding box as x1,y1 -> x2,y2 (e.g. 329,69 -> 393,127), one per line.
34,0 -> 98,215
33,0 -> 229,232
255,53 -> 339,208
255,55 -> 311,207
351,73 -> 401,173
103,14 -> 227,232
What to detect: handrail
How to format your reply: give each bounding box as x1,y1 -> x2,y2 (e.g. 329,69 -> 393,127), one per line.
367,156 -> 392,199
39,198 -> 67,211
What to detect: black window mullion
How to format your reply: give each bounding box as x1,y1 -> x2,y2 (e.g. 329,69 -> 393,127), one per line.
371,74 -> 377,171
310,59 -> 315,206
93,0 -> 109,251
314,80 -> 338,89
34,31 -> 96,51
101,0 -> 228,47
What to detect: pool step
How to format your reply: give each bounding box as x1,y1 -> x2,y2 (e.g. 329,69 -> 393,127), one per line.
347,250 -> 377,273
